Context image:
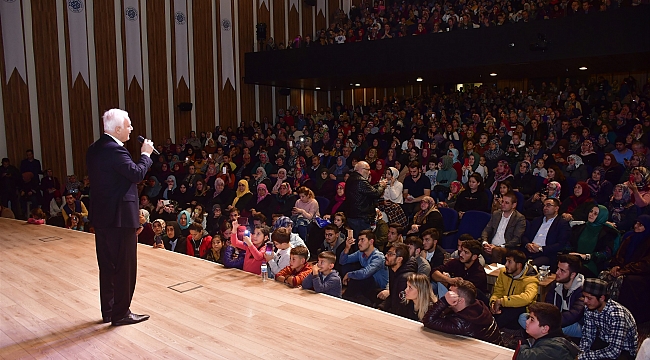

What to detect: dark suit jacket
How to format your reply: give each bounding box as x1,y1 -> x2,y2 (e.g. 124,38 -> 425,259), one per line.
522,216 -> 571,258
480,210 -> 526,248
87,134 -> 152,229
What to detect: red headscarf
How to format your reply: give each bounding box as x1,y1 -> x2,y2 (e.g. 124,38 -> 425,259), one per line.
566,181 -> 593,213
331,182 -> 346,214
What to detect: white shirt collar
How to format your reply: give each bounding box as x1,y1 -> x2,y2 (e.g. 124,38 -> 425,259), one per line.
105,133 -> 124,147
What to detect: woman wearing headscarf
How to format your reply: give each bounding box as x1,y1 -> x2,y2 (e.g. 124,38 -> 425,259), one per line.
511,160 -> 535,198
228,179 -> 253,213
169,155 -> 181,171
586,167 -> 613,205
484,139 -> 505,174
274,182 -> 297,217
158,175 -> 177,200
328,156 -> 350,182
447,148 -> 463,182
315,168 -> 336,199
323,182 -> 346,217
600,153 -> 624,185
553,139 -> 570,166
488,160 -> 513,194
579,139 -> 599,168
177,209 -> 193,238
568,205 -> 619,278
250,167 -> 271,190
161,221 -> 186,254
602,215 -> 650,323
383,167 -> 404,204
564,154 -> 588,183
250,183 -> 276,225
155,163 -> 172,184
271,168 -> 291,194
369,159 -> 386,185
432,155 -> 457,203
292,167 -> 313,190
560,181 -> 596,222
618,152 -> 646,184
406,196 -> 444,237
211,177 -> 234,209
607,183 -> 638,233
523,181 -> 561,220
137,209 -> 155,245
203,163 -> 218,189
628,166 -> 650,209
172,182 -> 194,210
144,176 -> 162,201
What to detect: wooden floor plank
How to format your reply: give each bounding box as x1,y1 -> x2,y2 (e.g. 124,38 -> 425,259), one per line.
0,218 -> 513,359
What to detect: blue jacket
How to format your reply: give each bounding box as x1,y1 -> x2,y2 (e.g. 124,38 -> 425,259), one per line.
522,215 -> 571,260
339,248 -> 389,288
302,270 -> 342,297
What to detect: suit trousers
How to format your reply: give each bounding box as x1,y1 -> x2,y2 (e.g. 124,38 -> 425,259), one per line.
95,227 -> 138,320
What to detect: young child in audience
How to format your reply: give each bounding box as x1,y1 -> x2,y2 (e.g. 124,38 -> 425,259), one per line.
302,251 -> 342,297
28,208 -> 46,225
532,158 -> 547,179
275,246 -> 312,287
265,227 -> 292,278
230,222 -> 270,275
476,156 -> 488,180
425,160 -> 438,189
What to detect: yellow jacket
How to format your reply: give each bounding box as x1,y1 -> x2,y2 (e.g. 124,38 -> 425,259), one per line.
490,263 -> 539,308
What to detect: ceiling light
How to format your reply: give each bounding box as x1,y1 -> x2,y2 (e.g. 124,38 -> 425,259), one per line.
579,66 -> 587,71
416,77 -> 423,82
315,87 -> 320,90
355,83 -> 360,87
489,73 -> 497,77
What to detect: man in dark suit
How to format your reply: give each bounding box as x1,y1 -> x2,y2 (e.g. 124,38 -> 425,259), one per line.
87,109 -> 154,326
522,198 -> 571,270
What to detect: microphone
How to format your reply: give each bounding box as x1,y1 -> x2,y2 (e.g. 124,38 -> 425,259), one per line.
137,135 -> 160,155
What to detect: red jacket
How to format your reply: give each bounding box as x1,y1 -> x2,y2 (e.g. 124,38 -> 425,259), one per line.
276,263 -> 313,287
186,232 -> 212,258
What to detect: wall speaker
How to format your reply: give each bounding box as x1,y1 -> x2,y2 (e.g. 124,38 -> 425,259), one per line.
304,0 -> 316,6
178,102 -> 193,111
278,88 -> 291,96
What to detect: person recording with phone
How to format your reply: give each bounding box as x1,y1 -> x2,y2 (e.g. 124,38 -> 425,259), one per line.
229,219 -> 271,275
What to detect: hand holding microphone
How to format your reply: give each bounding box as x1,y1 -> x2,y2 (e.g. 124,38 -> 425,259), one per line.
137,135 -> 158,156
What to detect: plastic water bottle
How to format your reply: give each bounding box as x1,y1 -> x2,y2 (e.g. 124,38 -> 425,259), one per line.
261,263 -> 268,282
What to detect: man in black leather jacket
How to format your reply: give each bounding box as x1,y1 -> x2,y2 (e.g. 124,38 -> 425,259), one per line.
342,161 -> 387,237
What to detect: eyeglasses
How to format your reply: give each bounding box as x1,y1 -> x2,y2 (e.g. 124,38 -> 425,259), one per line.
386,252 -> 396,256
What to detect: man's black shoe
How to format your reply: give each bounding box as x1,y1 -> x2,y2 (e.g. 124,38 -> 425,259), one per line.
111,312 -> 150,326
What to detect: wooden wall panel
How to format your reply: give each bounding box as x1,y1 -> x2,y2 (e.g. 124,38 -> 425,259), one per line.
316,91 -> 328,111
302,4 -> 313,39
32,1 -> 66,181
64,6 -> 93,178
257,2 -> 273,120
171,1 -> 192,141
327,0 -> 339,23
288,5 -> 299,45
192,0 -> 215,133
354,88 -> 364,106
0,61 -> 32,169
315,3 -> 326,32
290,89 -> 301,111
217,0 -> 237,131
147,0 -> 170,144
272,0 -> 286,46
238,0 -> 256,124
343,89 -> 352,108
94,0 -> 120,122
122,0 -> 146,158
304,90 -> 314,114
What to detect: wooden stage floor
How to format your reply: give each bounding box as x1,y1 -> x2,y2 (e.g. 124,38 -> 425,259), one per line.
0,218 -> 513,359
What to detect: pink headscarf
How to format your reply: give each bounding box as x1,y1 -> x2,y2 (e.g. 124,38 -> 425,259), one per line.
331,182 -> 346,214
257,183 -> 269,203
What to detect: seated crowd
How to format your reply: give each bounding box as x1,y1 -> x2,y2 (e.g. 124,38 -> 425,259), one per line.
2,76 -> 649,358
263,0 -> 643,49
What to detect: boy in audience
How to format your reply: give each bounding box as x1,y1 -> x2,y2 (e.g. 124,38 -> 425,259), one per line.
450,234 -> 485,266
403,236 -> 431,276
302,251 -> 342,297
517,302 -> 580,359
579,278 -> 638,360
275,246 -> 312,288
265,227 -> 292,278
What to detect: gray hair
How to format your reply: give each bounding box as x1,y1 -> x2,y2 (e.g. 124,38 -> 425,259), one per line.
103,108 -> 129,133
